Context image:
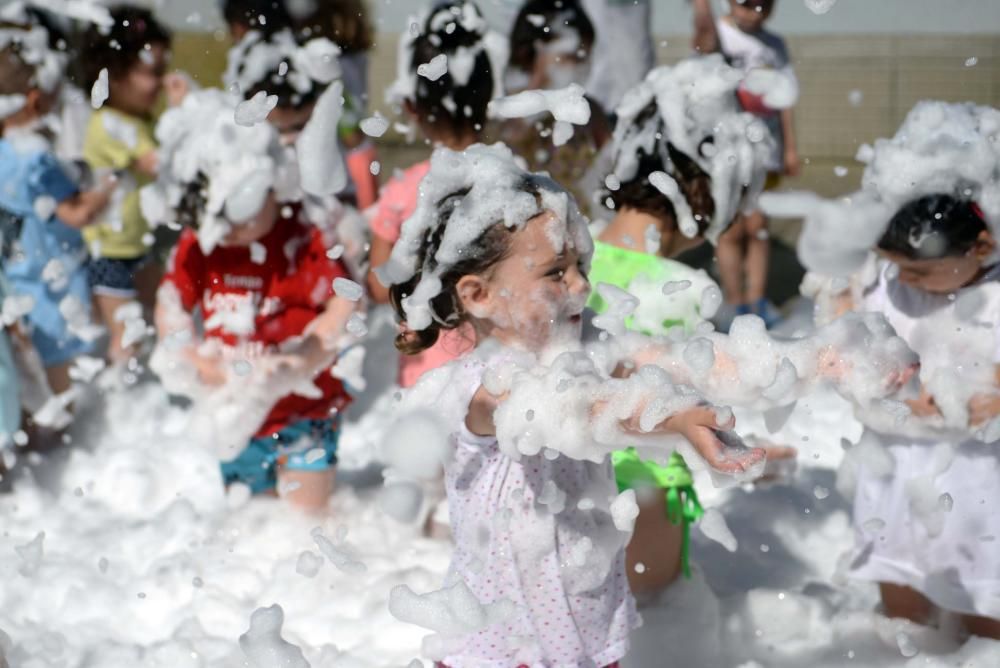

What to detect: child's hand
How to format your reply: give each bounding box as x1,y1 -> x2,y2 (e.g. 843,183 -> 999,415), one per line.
968,393 -> 1000,426
163,72 -> 191,107
906,386 -> 941,418
183,348 -> 227,386
662,405 -> 765,474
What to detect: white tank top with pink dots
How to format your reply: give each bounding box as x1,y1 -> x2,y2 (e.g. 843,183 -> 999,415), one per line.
440,353 -> 640,668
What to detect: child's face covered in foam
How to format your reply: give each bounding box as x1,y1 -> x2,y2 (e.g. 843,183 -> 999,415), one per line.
220,192 -> 280,247
877,242 -> 995,295
459,210 -> 590,350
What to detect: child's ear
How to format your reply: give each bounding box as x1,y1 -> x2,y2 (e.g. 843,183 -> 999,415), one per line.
24,89 -> 45,115
972,229 -> 997,261
455,274 -> 492,319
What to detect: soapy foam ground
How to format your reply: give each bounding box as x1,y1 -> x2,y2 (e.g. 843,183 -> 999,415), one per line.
1,304 -> 997,666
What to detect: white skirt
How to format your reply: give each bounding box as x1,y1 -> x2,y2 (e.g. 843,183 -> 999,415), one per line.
850,434 -> 1000,619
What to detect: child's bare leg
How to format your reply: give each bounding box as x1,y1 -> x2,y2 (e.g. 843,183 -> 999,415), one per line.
879,582 -> 935,625
715,217 -> 747,306
134,260 -> 163,314
626,490 -> 683,595
962,613 -> 1000,640
44,362 -> 72,396
278,466 -> 336,512
93,293 -> 133,363
743,210 -> 770,304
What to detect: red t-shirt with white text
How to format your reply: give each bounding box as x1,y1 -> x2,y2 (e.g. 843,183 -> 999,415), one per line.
163,211 -> 351,436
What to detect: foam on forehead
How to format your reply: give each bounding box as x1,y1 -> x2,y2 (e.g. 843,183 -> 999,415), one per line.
379,143 -> 592,330
385,0 -> 507,108
763,101 -> 1000,276
610,55 -> 775,244
224,28 -> 341,100
139,89 -> 297,253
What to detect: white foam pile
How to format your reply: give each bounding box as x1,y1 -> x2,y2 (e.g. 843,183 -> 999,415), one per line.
223,29 -> 342,104
2,313 -> 998,666
139,89 -> 297,253
377,143 -> 592,332
385,0 -> 508,112
489,83 -> 590,146
609,55 -> 779,243
761,101 -> 1000,276
0,23 -> 66,119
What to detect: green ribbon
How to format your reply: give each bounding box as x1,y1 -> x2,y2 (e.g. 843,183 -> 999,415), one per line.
612,449 -> 704,579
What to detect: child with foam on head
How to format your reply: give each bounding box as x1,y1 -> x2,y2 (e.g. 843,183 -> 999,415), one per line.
370,0 -> 506,389
144,89 -> 360,512
80,6 -> 187,364
223,25 -> 370,279
589,55 -> 798,594
692,0 -> 800,328
497,0 -> 612,215
380,143 -> 919,666
220,0 -> 295,41
0,23 -> 114,399
293,0 -> 380,209
787,101 -> 1000,642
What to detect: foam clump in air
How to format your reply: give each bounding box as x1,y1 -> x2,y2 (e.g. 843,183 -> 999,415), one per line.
489,84 -> 591,146
609,55 -> 776,243
234,90 -> 278,126
238,605 -> 310,668
762,101 -> 1000,276
90,67 -> 109,109
139,88 -> 297,253
378,143 -> 592,332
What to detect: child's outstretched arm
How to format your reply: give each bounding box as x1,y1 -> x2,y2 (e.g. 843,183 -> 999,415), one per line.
468,364 -> 762,475
55,178 -> 115,229
621,311 -> 917,410
691,0 -> 721,55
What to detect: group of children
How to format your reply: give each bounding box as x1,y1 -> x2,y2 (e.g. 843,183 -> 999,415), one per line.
0,0 -> 997,665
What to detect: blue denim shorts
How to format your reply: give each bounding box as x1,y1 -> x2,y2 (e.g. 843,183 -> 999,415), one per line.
87,255 -> 148,297
220,417 -> 341,494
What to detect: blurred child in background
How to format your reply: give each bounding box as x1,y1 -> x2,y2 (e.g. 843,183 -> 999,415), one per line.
693,0 -> 800,327
0,24 -> 113,399
295,0 -> 380,209
371,0 -> 506,389
503,0 -> 611,215
147,91 -> 359,511
80,6 -> 186,364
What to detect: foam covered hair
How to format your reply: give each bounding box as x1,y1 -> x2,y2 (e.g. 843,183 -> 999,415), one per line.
224,28 -> 341,109
139,89 -> 297,253
0,22 -> 66,118
762,101 -> 1000,276
385,0 -> 507,110
377,143 -> 592,331
609,55 -> 776,244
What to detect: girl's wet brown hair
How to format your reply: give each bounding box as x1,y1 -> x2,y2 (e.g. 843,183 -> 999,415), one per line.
387,177 -> 560,355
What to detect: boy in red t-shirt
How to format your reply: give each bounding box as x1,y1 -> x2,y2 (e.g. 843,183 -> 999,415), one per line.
146,91 -> 359,511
